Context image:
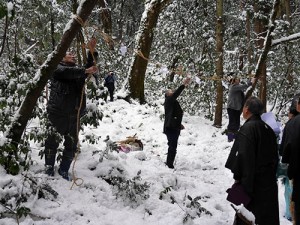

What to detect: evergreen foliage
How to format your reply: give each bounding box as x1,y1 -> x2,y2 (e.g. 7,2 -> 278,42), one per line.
159,186 -> 212,223
102,167 -> 150,208
1,0 -> 300,221
0,0 -> 299,173
0,173 -> 58,222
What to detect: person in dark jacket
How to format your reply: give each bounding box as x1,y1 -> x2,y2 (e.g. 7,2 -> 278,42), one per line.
226,77 -> 254,142
282,95 -> 300,224
163,77 -> 190,169
279,98 -> 299,222
44,38 -> 98,180
225,96 -> 279,225
104,71 -> 117,102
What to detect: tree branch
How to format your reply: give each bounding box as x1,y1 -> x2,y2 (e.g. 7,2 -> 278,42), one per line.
271,32 -> 300,47
245,0 -> 280,99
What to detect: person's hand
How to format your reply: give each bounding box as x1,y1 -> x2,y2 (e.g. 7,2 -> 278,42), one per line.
183,77 -> 191,86
87,37 -> 97,52
85,66 -> 98,75
251,77 -> 257,84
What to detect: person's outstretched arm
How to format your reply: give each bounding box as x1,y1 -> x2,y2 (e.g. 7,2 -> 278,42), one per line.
172,77 -> 191,99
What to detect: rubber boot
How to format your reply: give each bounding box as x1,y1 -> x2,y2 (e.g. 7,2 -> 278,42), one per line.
58,156 -> 73,181
44,148 -> 56,176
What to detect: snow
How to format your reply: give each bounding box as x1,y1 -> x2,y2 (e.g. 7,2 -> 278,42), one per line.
6,2 -> 14,18
234,205 -> 255,224
0,99 -> 292,225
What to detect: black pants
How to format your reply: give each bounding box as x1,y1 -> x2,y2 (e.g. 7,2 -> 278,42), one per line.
227,108 -> 241,133
293,178 -> 300,225
295,202 -> 300,225
44,113 -> 79,172
165,128 -> 181,167
106,83 -> 115,101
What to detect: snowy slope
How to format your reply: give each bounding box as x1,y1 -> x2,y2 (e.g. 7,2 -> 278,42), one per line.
0,99 -> 291,225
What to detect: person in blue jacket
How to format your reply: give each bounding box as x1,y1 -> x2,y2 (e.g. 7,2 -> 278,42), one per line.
163,77 -> 190,169
104,71 -> 117,102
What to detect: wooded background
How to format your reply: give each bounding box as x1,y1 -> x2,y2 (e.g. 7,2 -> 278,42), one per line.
1,0 -> 300,174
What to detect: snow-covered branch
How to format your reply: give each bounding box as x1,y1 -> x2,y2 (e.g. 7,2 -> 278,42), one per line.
272,32 -> 300,47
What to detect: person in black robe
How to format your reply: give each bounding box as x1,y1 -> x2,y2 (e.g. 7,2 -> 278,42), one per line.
282,95 -> 300,224
225,96 -> 279,225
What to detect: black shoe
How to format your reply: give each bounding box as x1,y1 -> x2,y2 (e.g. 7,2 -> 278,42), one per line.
165,162 -> 174,169
227,132 -> 235,142
45,165 -> 54,176
58,168 -> 70,181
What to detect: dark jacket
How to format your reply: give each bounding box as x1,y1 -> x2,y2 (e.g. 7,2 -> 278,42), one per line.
104,73 -> 116,91
47,51 -> 96,116
225,115 -> 279,225
279,119 -> 292,157
163,85 -> 185,133
282,114 -> 300,202
227,81 -> 251,111
104,73 -> 116,85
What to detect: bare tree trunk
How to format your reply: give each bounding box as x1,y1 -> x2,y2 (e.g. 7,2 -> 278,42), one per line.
284,0 -> 291,24
169,55 -> 180,82
283,0 -> 293,84
0,14 -> 8,58
259,63 -> 267,109
76,30 -> 86,66
252,1 -> 268,111
213,0 -> 224,127
71,0 -> 85,66
244,6 -> 253,75
99,0 -> 114,50
50,14 -> 55,50
246,0 -> 281,105
128,0 -> 172,103
7,0 -> 99,148
117,1 -> 125,41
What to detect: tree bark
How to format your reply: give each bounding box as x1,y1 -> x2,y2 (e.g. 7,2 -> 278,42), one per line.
245,9 -> 253,75
169,55 -> 180,82
128,0 -> 172,103
7,0 -> 98,147
213,0 -> 224,128
99,0 -> 114,50
253,1 -> 268,111
0,14 -> 8,58
245,0 -> 281,104
117,1 -> 125,41
284,0 -> 291,24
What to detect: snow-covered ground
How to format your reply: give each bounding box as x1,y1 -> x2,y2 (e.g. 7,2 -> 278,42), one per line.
0,99 -> 292,225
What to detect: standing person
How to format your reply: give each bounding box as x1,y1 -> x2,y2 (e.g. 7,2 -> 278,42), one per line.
282,96 -> 300,224
44,38 -> 98,180
104,71 -> 117,102
225,96 -> 279,225
279,100 -> 299,222
163,77 -> 190,169
226,77 -> 254,142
